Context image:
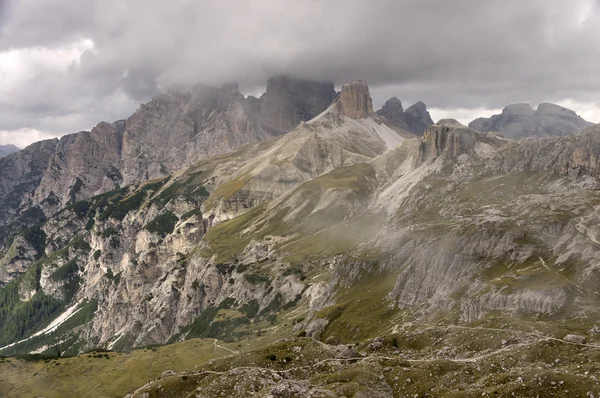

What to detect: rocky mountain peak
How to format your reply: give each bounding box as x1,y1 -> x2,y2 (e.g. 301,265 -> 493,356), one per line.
436,118 -> 466,128
259,75 -> 336,132
418,120 -> 501,162
536,102 -> 577,117
502,103 -> 535,116
469,102 -> 592,138
384,96 -> 403,108
336,79 -> 375,119
376,97 -> 409,131
404,101 -> 434,135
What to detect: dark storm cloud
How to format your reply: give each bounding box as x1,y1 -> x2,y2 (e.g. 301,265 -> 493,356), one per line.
1,0 -> 600,145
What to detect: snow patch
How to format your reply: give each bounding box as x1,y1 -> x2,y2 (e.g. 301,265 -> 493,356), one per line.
35,305 -> 83,337
0,300 -> 84,352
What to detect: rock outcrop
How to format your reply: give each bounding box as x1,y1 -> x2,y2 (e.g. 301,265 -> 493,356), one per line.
376,97 -> 410,131
0,139 -> 58,228
404,101 -> 434,135
258,75 -> 336,133
376,98 -> 435,136
469,102 -> 593,138
335,80 -> 375,119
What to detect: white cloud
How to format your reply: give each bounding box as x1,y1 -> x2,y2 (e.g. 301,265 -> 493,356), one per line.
429,107 -> 503,126
555,99 -> 600,124
0,0 -> 599,147
0,128 -> 58,147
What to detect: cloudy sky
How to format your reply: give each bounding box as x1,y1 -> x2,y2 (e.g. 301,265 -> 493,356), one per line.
1,0 -> 600,147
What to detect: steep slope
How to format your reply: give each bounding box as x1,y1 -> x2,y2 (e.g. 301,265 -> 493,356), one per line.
0,139 -> 58,234
376,97 -> 409,131
469,102 -> 593,138
0,144 -> 19,158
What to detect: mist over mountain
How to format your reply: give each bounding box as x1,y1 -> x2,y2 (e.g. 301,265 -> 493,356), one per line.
2,1 -> 600,396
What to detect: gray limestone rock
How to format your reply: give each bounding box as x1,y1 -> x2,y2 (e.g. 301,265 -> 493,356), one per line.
404,101 -> 434,135
377,97 -> 434,136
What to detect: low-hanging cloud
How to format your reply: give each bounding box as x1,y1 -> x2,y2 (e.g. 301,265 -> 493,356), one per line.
1,0 -> 600,146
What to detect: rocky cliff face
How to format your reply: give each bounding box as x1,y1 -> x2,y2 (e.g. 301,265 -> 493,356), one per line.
376,97 -> 409,130
469,102 -> 593,138
0,139 -> 58,229
258,75 -> 336,133
404,101 -> 434,135
335,80 -> 375,119
0,144 -> 19,158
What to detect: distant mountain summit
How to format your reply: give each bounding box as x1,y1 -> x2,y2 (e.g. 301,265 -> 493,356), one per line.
468,102 -> 593,138
0,144 -> 19,158
376,97 -> 434,136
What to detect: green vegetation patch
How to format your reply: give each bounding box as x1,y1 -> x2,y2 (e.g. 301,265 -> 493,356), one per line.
203,174 -> 250,212
200,205 -> 266,262
144,211 -> 179,237
65,200 -> 90,218
151,172 -> 209,208
0,281 -> 62,347
182,298 -> 247,341
98,190 -> 146,221
315,269 -> 399,343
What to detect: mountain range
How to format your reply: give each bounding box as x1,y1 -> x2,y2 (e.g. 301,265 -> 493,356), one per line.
469,102 -> 593,138
1,77 -> 600,397
0,144 -> 19,158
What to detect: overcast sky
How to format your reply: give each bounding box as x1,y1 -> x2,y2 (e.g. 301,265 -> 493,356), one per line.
1,0 -> 600,147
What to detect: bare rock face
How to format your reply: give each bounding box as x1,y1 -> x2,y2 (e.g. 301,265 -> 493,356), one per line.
0,139 -> 58,227
34,121 -> 125,210
468,102 -> 593,138
259,75 -> 336,133
418,120 -> 503,163
336,79 -> 375,119
487,124 -> 600,177
376,97 -> 410,131
404,101 -> 434,135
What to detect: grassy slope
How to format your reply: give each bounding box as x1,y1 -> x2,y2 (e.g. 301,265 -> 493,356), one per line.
0,338 -> 229,398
